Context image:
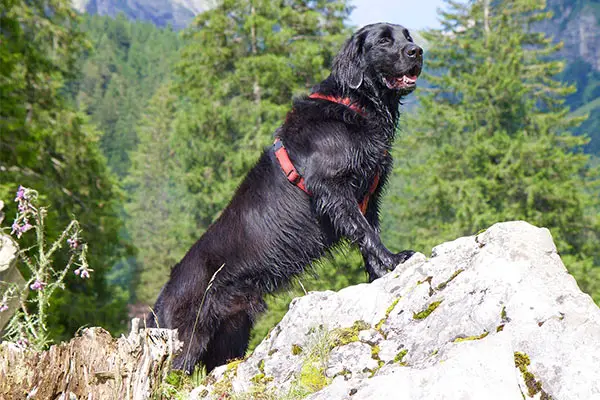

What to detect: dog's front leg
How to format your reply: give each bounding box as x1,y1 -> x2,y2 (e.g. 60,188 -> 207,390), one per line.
361,195 -> 414,281
311,182 -> 413,281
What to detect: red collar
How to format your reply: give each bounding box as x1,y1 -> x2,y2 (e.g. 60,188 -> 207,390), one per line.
309,93 -> 365,116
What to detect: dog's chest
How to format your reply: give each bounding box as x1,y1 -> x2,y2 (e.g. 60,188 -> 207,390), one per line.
351,141 -> 392,193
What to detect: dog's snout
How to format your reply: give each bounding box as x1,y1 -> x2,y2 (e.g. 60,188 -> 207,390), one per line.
404,44 -> 423,59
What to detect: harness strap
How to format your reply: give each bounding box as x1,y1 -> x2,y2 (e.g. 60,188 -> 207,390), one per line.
272,138 -> 380,215
273,92 -> 377,214
359,173 -> 380,215
273,138 -> 310,195
308,93 -> 365,116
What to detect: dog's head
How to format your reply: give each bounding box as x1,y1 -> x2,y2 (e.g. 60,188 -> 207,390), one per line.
332,23 -> 423,96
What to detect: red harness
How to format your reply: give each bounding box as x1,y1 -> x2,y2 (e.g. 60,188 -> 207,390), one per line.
273,93 -> 380,215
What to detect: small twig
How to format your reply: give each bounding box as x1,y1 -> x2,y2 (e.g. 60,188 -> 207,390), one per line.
44,220 -> 78,262
148,306 -> 159,329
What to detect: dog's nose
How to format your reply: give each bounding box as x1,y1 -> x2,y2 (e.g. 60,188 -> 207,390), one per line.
404,44 -> 423,59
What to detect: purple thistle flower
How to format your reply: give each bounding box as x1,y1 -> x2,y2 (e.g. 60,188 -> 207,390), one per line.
18,202 -> 27,213
74,267 -> 90,278
20,222 -> 33,234
11,221 -> 20,236
30,280 -> 47,291
15,186 -> 25,201
16,338 -> 29,348
67,238 -> 79,250
11,220 -> 33,239
0,303 -> 8,312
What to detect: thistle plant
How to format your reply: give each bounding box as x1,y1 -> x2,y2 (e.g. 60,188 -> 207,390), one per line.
0,186 -> 93,350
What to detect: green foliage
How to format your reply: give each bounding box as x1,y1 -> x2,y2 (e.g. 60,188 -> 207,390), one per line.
74,14 -> 182,177
560,58 -> 600,154
125,84 -> 195,304
0,0 -> 131,340
160,366 -> 206,399
383,0 -> 600,303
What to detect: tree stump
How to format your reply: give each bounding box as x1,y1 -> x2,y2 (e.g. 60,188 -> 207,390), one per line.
0,318 -> 182,399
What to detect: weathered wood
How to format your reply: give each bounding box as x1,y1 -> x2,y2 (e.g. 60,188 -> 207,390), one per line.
0,318 -> 182,399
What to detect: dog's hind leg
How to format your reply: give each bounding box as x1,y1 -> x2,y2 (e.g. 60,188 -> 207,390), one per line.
172,321 -> 213,373
202,293 -> 266,371
202,311 -> 253,372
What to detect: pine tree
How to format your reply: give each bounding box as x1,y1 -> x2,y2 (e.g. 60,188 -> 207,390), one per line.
74,14 -> 182,177
383,0 -> 600,302
125,84 -> 195,304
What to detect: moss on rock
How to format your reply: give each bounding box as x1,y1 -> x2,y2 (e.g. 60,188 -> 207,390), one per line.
299,361 -> 329,392
375,298 -> 401,331
291,344 -> 303,355
514,352 -> 552,399
452,331 -> 489,342
330,320 -> 370,348
435,269 -> 464,291
394,349 -> 408,365
413,300 -> 443,320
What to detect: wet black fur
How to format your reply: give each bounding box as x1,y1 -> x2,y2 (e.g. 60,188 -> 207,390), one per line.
147,23 -> 423,373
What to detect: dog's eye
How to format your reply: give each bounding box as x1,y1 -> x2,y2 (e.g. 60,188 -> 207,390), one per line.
378,37 -> 392,45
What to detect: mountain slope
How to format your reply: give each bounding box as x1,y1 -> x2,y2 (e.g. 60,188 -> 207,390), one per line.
72,0 -> 211,30
537,0 -> 600,153
538,0 -> 599,71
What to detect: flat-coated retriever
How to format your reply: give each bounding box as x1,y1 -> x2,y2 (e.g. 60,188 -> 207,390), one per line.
148,22 -> 423,373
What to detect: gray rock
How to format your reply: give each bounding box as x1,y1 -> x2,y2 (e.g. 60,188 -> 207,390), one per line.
310,333 -> 523,400
325,342 -> 378,379
357,328 -> 382,346
192,221 -> 600,400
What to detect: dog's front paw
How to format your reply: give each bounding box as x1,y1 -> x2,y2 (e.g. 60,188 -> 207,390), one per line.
392,250 -> 415,265
366,250 -> 415,282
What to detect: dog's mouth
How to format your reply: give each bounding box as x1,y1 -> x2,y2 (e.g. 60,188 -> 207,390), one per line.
383,65 -> 422,90
383,75 -> 418,90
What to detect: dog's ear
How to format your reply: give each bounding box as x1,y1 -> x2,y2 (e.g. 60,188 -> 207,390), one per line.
333,32 -> 366,90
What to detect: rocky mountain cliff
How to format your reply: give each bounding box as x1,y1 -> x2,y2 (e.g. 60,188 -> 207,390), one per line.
191,221 -> 600,399
539,0 -> 599,71
536,0 -> 600,154
71,0 -> 212,30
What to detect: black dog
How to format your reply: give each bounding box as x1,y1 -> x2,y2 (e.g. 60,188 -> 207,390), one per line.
148,23 -> 423,373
